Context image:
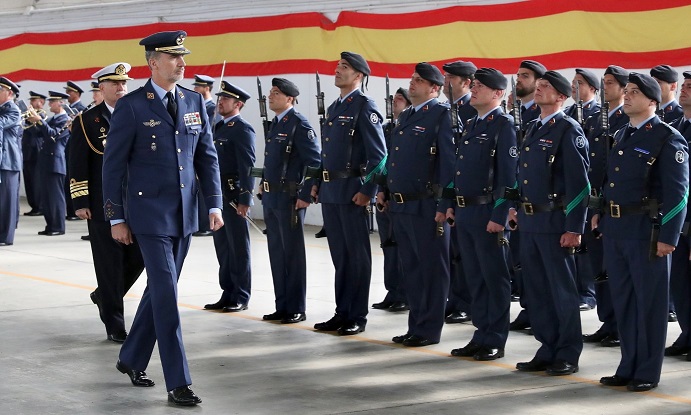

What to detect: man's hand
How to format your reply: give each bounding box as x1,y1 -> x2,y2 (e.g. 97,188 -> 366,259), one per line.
560,232 -> 581,248
376,192 -> 388,212
295,199 -> 310,209
209,212 -> 224,232
76,208 -> 91,220
445,208 -> 455,227
487,220 -> 504,233
508,208 -> 518,230
352,192 -> 370,206
111,223 -> 133,245
591,214 -> 600,232
236,204 -> 250,218
657,242 -> 675,257
434,211 -> 447,223
310,185 -> 319,204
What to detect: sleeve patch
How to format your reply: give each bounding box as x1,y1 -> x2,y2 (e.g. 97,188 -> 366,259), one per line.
509,146 -> 518,158
370,113 -> 379,124
676,150 -> 685,163
575,136 -> 586,149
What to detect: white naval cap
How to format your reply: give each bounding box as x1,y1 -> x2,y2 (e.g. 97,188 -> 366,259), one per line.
91,62 -> 133,83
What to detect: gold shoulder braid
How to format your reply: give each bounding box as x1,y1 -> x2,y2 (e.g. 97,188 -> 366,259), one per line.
79,113 -> 104,155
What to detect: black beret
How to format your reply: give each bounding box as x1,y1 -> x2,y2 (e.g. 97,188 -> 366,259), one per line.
48,90 -> 69,100
64,81 -> 83,94
575,68 -> 599,89
474,67 -> 507,90
650,64 -> 678,83
340,51 -> 371,76
29,91 -> 47,100
139,30 -> 190,55
520,60 -> 547,78
415,62 -> 444,86
604,65 -> 629,87
628,72 -> 662,103
193,74 -> 214,87
541,70 -> 571,97
442,60 -> 477,77
216,81 -> 250,102
272,78 -> 299,97
0,77 -> 19,94
684,71 -> 691,80
396,87 -> 411,105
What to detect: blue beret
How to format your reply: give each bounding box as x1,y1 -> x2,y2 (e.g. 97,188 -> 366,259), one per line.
272,78 -> 299,97
64,81 -> 83,94
216,81 -> 250,102
541,70 -> 571,97
650,64 -> 678,83
48,90 -> 69,100
442,60 -> 477,77
29,91 -> 47,100
520,60 -> 547,78
575,68 -> 599,89
474,67 -> 507,90
415,62 -> 444,86
396,87 -> 411,105
629,72 -> 662,103
139,30 -> 190,55
193,74 -> 215,87
0,77 -> 19,94
604,65 -> 629,86
341,51 -> 371,76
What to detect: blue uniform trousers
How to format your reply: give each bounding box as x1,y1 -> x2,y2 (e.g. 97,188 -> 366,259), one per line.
509,230 -> 530,326
39,168 -> 65,233
0,170 -> 19,244
670,235 -> 691,348
375,209 -> 406,303
588,232 -> 618,334
212,206 -> 251,305
22,160 -> 41,212
391,202 -> 450,342
446,227 -> 472,315
264,206 -> 307,313
604,237 -> 669,383
575,229 -> 597,307
119,234 -> 192,391
521,232 -> 583,364
322,203 -> 371,326
456,225 -> 511,348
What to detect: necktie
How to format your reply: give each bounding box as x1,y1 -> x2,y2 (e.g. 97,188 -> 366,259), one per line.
621,126 -> 636,142
682,120 -> 690,135
166,91 -> 177,120
215,119 -> 224,132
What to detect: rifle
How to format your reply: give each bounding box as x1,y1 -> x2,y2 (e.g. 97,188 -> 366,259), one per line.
599,77 -> 612,148
257,77 -> 270,139
316,72 -> 325,133
511,77 -> 523,142
385,74 -> 393,123
575,81 -> 584,126
211,60 -> 226,126
449,82 -> 460,142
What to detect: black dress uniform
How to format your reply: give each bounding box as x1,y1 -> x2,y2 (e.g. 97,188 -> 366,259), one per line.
65,81 -> 87,220
0,77 -> 22,246
598,73 -> 688,390
22,91 -> 46,215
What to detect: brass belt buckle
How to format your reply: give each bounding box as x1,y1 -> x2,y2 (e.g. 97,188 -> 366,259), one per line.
263,181 -> 270,192
522,202 -> 534,215
393,193 -> 404,204
456,196 -> 466,208
610,202 -> 621,218
322,170 -> 330,182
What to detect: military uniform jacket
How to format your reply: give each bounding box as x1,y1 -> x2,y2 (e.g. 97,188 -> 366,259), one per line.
68,102 -> 112,221
22,122 -> 43,163
452,107 -> 518,227
584,105 -> 629,190
319,90 -> 387,203
37,113 -> 70,174
599,116 -> 688,246
0,100 -> 22,172
517,112 -> 590,234
521,101 -> 541,132
214,115 -> 256,206
661,101 -> 683,123
564,99 -> 600,125
455,94 -> 477,130
102,80 -> 222,236
261,108 -> 321,209
385,99 -> 454,215
70,100 -> 87,113
671,116 -> 691,228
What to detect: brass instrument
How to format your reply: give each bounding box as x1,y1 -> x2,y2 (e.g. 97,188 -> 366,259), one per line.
16,100 -> 46,129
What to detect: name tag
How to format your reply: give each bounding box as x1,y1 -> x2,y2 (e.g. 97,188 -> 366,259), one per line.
183,112 -> 202,126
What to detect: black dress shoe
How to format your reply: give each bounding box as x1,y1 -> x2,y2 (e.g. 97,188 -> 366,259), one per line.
168,386 -> 202,406
388,301 -> 409,312
450,341 -> 482,357
392,333 -> 411,344
24,210 -> 42,216
627,379 -> 658,392
445,311 -> 471,324
664,343 -> 691,356
38,230 -> 65,236
509,319 -> 530,331
516,358 -> 551,372
222,303 -> 248,312
314,315 -> 344,331
81,235 -> 90,241
579,303 -> 594,311
600,334 -> 620,347
402,335 -> 438,347
281,313 -> 306,324
582,327 -> 608,343
192,230 -> 213,237
669,311 -> 678,322
314,227 -> 327,238
116,360 -> 155,387
338,321 -> 365,335
0,242 -> 12,246
108,331 -> 127,343
204,300 -> 229,310
372,300 -> 393,310
600,375 -> 631,386
66,216 -> 81,221
263,311 -> 286,321
546,360 -> 578,376
474,347 -> 504,361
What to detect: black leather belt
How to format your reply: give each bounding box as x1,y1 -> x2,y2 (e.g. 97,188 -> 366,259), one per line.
521,201 -> 564,215
262,181 -> 297,193
321,168 -> 362,182
606,202 -> 651,218
455,195 -> 492,208
391,190 -> 435,204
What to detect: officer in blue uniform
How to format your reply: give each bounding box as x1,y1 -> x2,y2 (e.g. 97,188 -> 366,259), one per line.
68,63 -> 144,342
582,65 -> 630,348
65,81 -> 87,112
596,73 -> 688,392
62,81 -> 86,222
667,71 -> 691,359
372,87 -> 411,312
191,74 -> 217,237
441,60 -> 477,324
28,91 -> 70,236
564,68 -> 601,126
102,31 -> 223,406
259,78 -> 321,324
511,70 -> 589,376
0,77 -> 22,246
203,81 -> 255,313
509,59 -> 547,331
21,91 -> 46,216
379,62 -> 454,347
447,68 -> 517,360
651,65 -> 683,123
313,51 -> 387,336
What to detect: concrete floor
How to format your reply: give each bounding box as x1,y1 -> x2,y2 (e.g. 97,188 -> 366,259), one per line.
2,199 -> 691,414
